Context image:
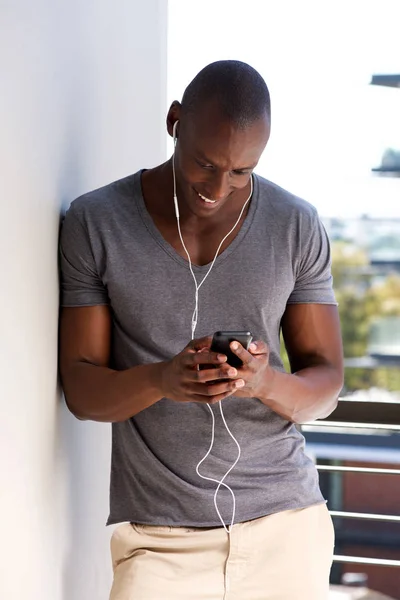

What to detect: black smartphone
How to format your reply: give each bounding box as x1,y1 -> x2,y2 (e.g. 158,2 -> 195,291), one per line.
210,331 -> 253,368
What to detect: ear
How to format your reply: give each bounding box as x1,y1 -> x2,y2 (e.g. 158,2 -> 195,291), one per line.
166,101 -> 182,138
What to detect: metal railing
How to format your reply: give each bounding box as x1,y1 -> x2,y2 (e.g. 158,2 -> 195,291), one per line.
304,398 -> 400,574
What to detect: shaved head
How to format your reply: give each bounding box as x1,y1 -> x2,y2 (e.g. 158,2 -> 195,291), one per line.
181,60 -> 271,129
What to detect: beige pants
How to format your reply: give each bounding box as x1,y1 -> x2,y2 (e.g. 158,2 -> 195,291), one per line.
109,503 -> 334,600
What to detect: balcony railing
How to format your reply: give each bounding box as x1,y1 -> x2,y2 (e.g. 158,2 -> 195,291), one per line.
303,398 -> 400,595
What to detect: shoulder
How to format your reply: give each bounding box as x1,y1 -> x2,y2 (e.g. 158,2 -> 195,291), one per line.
65,171 -> 140,227
254,174 -> 319,223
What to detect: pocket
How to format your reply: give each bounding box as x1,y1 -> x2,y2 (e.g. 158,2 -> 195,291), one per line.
131,523 -> 174,535
110,523 -> 137,571
131,523 -> 203,535
320,504 -> 336,551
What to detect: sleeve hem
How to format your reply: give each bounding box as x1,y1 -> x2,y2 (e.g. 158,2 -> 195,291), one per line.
60,301 -> 110,307
286,300 -> 338,306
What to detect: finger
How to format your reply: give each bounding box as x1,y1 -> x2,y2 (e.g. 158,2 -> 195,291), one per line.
248,340 -> 269,355
190,379 -> 245,397
192,365 -> 238,383
183,351 -> 227,367
188,335 -> 213,351
230,341 -> 253,365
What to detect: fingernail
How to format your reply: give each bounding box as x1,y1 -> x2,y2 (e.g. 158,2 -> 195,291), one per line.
249,343 -> 256,352
231,342 -> 239,350
235,380 -> 245,388
218,354 -> 227,361
228,368 -> 237,377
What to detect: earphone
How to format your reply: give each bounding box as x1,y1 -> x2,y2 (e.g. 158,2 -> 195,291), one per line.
172,119 -> 253,533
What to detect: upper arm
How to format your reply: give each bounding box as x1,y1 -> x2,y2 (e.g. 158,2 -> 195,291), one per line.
59,201 -> 112,376
59,306 -> 112,377
281,304 -> 344,378
282,203 -> 343,376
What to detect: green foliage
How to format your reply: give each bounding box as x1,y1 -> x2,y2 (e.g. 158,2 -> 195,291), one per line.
331,241 -> 369,289
280,333 -> 290,373
335,288 -> 371,357
280,239 -> 400,393
371,275 -> 400,316
332,241 -> 400,393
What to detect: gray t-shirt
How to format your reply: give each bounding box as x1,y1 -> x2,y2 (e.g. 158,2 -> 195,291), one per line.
60,170 -> 336,527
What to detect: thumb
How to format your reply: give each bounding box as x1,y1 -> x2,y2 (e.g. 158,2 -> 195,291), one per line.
248,340 -> 268,355
189,335 -> 213,351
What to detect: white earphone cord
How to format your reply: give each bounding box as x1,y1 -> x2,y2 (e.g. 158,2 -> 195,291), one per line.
172,121 -> 253,533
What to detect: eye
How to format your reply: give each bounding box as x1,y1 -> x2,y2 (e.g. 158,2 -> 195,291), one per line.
232,170 -> 249,176
195,159 -> 213,170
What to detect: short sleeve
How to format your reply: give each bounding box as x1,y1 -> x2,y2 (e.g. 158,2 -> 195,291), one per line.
288,209 -> 337,305
59,203 -> 109,307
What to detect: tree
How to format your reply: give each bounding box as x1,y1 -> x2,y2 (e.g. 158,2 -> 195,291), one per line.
331,241 -> 400,393
280,240 -> 400,393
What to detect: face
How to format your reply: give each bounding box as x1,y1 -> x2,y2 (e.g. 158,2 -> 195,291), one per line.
168,101 -> 270,217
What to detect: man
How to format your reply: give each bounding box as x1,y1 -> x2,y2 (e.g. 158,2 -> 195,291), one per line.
59,60 -> 343,599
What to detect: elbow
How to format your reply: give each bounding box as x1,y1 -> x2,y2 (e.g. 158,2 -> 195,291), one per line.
317,393 -> 340,421
292,385 -> 342,425
313,379 -> 343,422
62,387 -> 122,423
322,370 -> 344,418
63,392 -> 89,421
314,367 -> 344,421
60,370 -> 87,421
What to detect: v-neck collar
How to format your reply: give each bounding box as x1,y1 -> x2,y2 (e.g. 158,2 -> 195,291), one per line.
133,170 -> 260,273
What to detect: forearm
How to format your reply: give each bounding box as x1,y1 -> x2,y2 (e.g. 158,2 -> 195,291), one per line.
61,361 -> 166,423
259,364 -> 343,424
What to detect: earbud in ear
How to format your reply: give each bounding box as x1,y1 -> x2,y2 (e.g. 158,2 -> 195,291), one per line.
173,120 -> 179,144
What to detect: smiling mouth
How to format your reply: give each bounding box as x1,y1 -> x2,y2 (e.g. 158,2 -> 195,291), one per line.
197,192 -> 217,204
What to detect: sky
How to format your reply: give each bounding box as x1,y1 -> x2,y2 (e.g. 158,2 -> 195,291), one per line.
168,0 -> 400,218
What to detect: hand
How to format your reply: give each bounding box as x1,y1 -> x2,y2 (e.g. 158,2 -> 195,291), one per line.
160,335 -> 245,404
228,339 -> 274,399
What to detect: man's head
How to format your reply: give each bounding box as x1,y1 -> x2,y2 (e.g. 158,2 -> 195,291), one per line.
167,60 -> 271,216
180,60 -> 271,129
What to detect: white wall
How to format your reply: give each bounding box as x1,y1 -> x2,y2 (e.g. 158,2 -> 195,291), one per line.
0,2 -> 168,599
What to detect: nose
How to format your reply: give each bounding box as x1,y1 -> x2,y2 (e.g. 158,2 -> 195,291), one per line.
208,172 -> 231,201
